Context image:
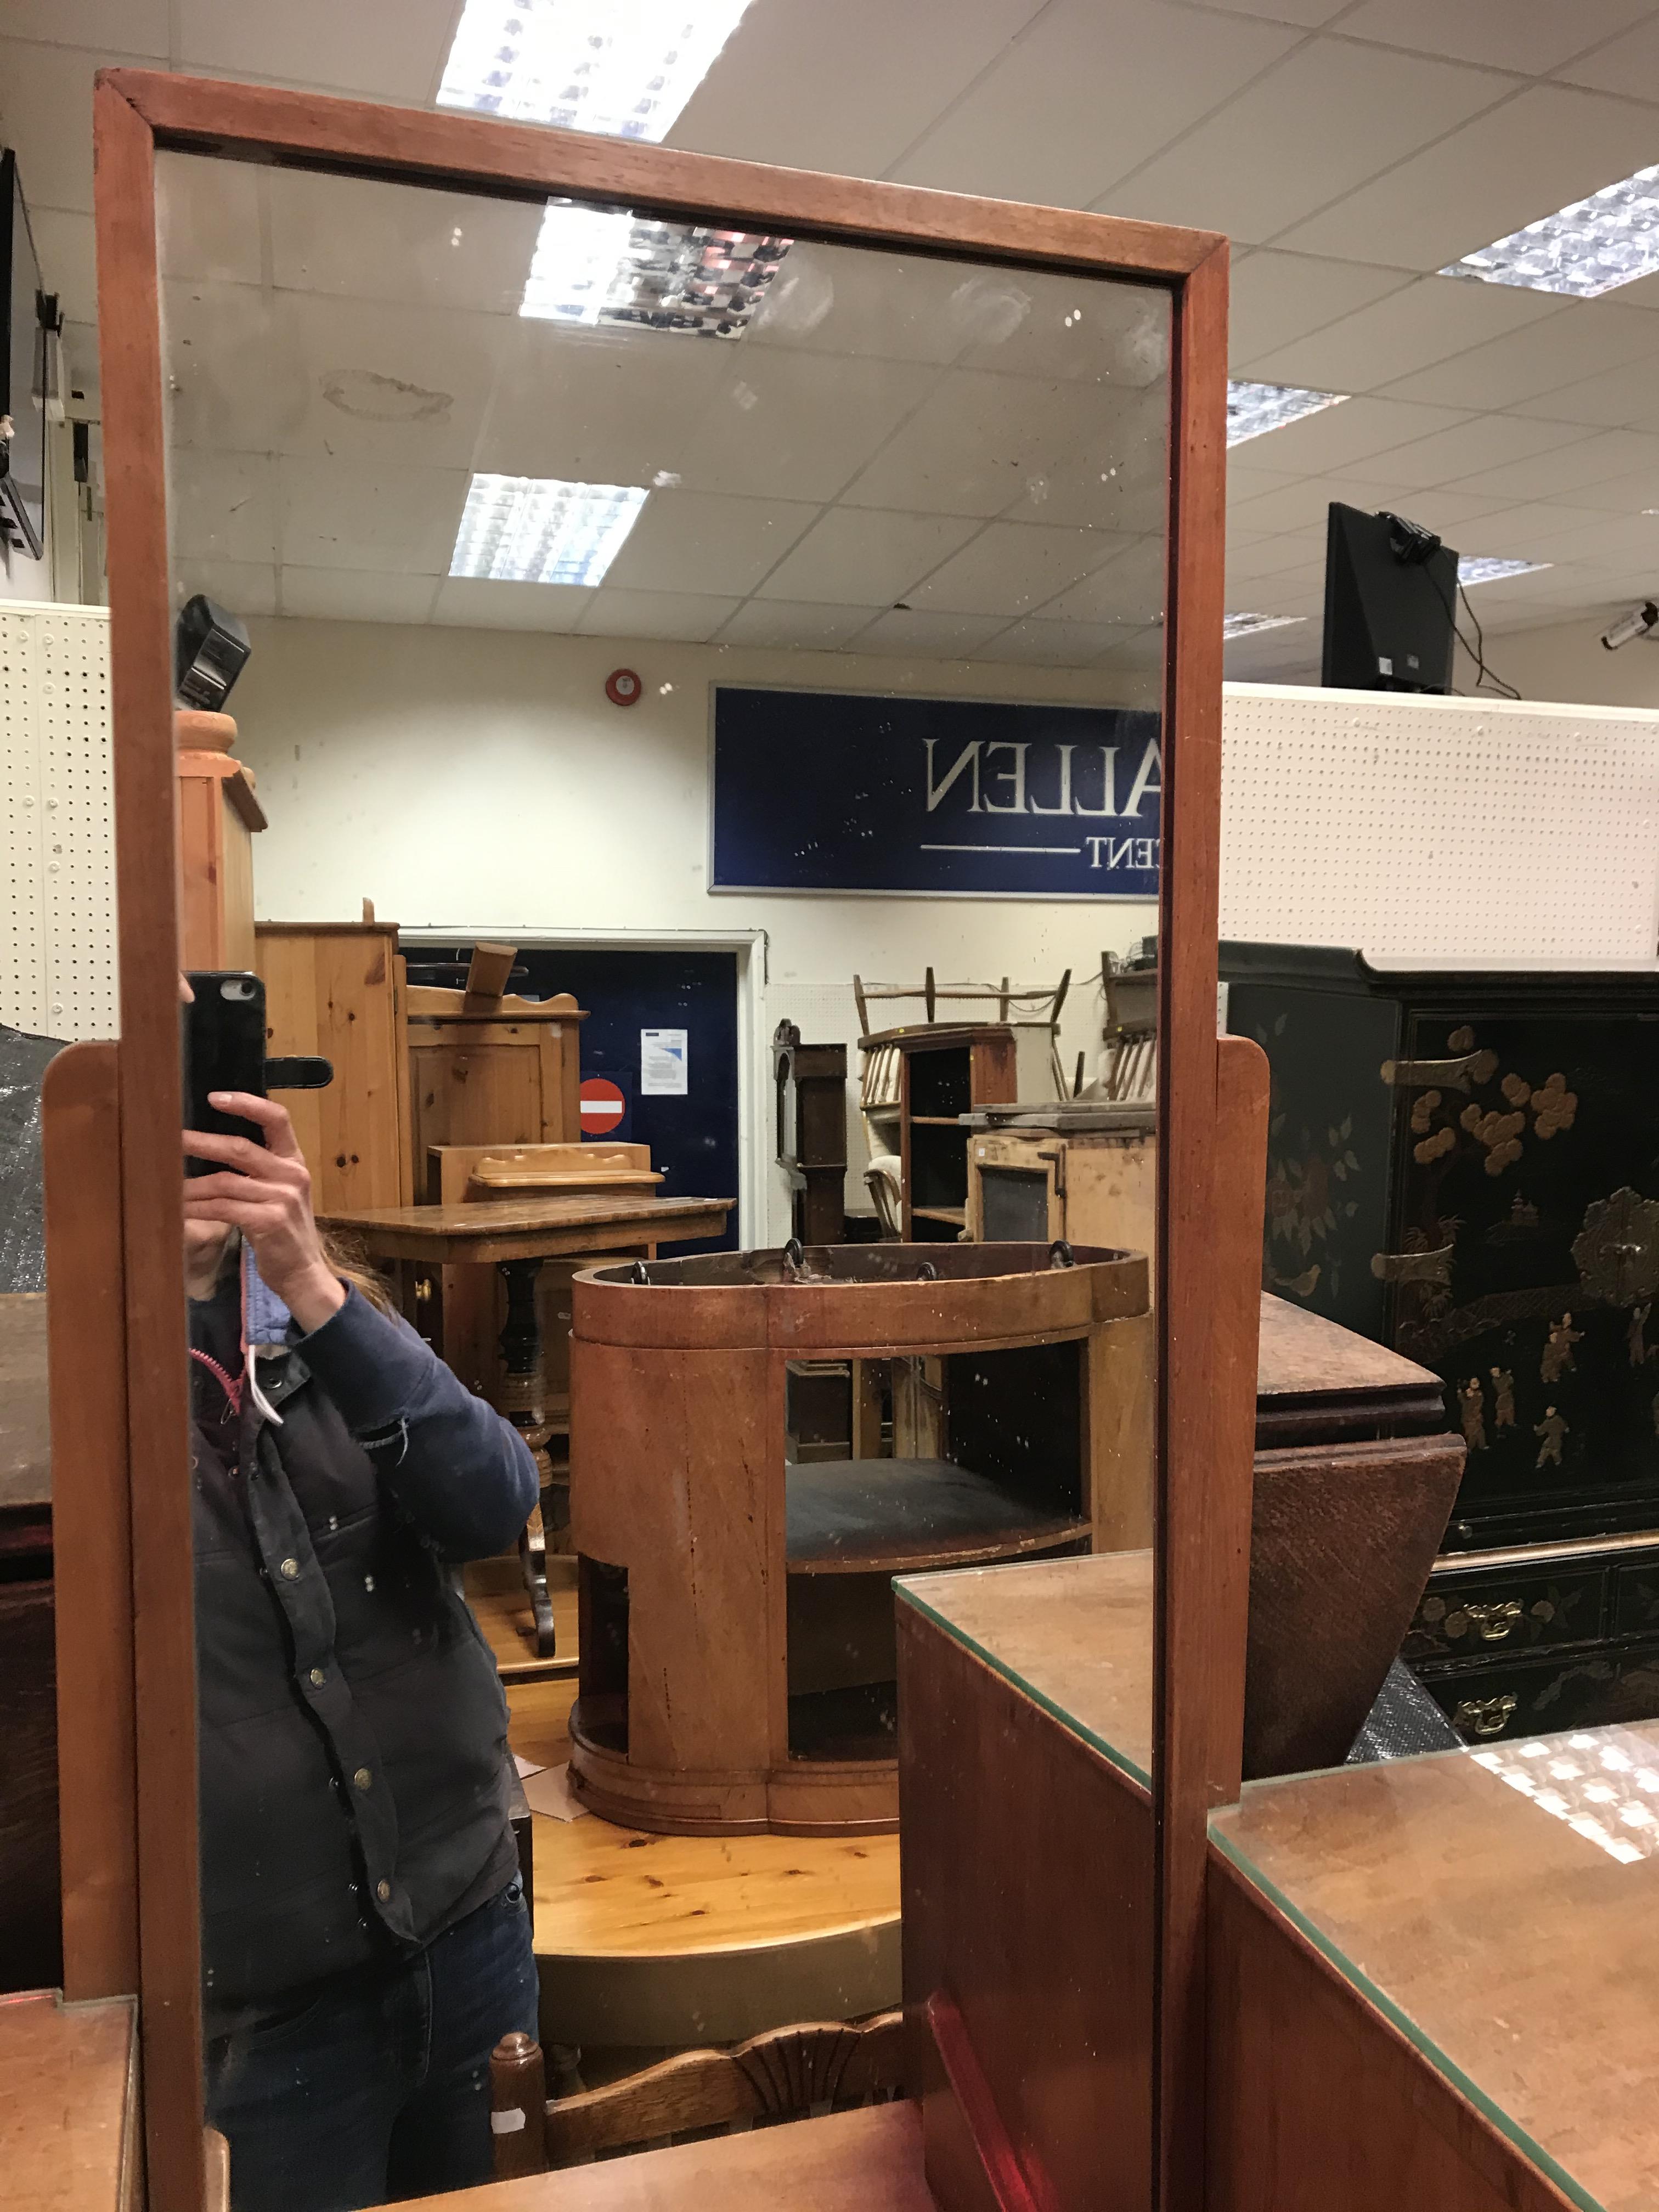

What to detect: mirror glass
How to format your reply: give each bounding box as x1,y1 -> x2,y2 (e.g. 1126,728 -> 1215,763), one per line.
157,144 -> 1171,2207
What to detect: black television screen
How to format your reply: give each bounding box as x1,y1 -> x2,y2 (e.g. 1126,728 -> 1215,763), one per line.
1322,501 -> 1458,693
1,150 -> 46,563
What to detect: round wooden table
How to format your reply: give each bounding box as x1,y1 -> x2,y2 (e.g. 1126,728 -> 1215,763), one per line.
530,1805 -> 901,2050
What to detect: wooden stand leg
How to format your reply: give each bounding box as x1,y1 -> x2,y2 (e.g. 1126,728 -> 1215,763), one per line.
499,1258 -> 557,1658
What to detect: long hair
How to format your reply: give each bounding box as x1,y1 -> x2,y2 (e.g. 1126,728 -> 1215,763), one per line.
318,1228 -> 397,1315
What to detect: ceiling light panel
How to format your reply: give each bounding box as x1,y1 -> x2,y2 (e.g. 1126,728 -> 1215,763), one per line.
1227,380 -> 1349,447
1223,612 -> 1307,638
523,202 -> 791,336
438,0 -> 754,140
450,473 -> 647,585
1443,166 -> 1659,300
1457,555 -> 1552,586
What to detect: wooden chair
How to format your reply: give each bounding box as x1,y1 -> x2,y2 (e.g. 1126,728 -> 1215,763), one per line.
489,2013 -> 904,2177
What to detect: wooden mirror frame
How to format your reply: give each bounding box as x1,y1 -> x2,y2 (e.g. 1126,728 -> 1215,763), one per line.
83,67 -> 1260,2212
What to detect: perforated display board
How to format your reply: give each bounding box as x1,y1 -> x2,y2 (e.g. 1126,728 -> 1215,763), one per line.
0,601 -> 117,1040
1218,683 -> 1659,966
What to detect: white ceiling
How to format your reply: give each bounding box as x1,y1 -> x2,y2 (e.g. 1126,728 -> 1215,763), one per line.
9,0 -> 1659,680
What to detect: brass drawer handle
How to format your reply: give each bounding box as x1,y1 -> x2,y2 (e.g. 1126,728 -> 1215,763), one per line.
1453,1694 -> 1518,1739
1462,1600 -> 1524,1644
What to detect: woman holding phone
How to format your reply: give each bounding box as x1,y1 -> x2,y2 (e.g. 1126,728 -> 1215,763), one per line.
183,1085 -> 540,2212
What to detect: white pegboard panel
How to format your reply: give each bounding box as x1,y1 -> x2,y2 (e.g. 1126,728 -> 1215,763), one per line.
0,601 -> 116,1040
1219,682 -> 1659,964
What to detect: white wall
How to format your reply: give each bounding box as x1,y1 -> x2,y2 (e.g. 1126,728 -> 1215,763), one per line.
233,616 -> 1158,1237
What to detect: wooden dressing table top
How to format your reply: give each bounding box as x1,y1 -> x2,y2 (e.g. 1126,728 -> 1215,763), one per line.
898,1549 -> 1153,1786
408,2101 -> 929,2210
1211,1721 -> 1659,2210
0,1991 -> 138,2211
315,1194 -> 732,1265
0,1293 -> 50,1515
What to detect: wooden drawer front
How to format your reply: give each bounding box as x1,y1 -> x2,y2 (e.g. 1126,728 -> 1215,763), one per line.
1415,1639 -> 1659,1745
1404,1565 -> 1604,1661
1611,1555 -> 1659,1639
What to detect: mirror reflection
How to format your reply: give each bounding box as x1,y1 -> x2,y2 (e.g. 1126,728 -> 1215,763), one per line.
159,146 -> 1170,2209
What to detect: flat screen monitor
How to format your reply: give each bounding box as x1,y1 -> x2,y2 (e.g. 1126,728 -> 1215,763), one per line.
1,150 -> 46,563
1321,501 -> 1457,693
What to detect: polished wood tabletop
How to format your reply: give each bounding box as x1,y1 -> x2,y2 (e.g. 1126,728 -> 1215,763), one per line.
898,1549 -> 1153,1785
0,1293 -> 50,1515
315,1194 -> 733,1265
0,1990 -> 138,2211
406,2101 -> 929,2211
1212,1719 -> 1659,2209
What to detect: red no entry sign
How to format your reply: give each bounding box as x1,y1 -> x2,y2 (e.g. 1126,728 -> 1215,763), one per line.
579,1077 -> 627,1136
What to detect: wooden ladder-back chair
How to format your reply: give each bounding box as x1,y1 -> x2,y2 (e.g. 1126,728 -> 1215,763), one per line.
489,2013 -> 904,2177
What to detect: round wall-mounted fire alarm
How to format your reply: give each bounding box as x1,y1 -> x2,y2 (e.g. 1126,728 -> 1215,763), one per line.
605,668 -> 642,707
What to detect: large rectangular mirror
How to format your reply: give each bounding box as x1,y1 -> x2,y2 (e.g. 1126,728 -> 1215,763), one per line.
87,70 -> 1241,2212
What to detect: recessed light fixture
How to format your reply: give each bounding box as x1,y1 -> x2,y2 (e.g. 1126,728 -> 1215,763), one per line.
438,0 -> 754,140
449,473 -> 647,586
522,202 -> 791,336
1457,555 -> 1552,587
1222,612 -> 1307,639
1226,380 -> 1349,447
1442,165 -> 1659,298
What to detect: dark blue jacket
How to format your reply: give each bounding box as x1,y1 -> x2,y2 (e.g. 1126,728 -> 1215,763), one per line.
191,1284 -> 539,2020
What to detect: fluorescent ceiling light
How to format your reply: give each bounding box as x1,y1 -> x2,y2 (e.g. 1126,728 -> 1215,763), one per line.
450,473 -> 647,585
1227,380 -> 1348,447
1442,165 -> 1659,299
438,0 -> 754,141
522,201 -> 790,336
1223,612 -> 1307,639
1457,555 -> 1551,588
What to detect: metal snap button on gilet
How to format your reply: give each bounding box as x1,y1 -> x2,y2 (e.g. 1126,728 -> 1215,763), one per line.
353,1767 -> 373,1791
280,1558 -> 300,1580
309,1667 -> 326,1687
376,1880 -> 391,1903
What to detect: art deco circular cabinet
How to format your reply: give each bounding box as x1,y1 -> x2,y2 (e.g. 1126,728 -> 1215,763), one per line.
566,1242 -> 1151,1836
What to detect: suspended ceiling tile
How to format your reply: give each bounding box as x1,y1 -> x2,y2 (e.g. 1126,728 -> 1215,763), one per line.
673,0 -> 1046,178
169,450 -> 277,566
1099,40 -> 1515,244
173,0 -> 459,102
1334,0 -> 1652,74
716,600 -> 888,649
754,508 -> 983,606
600,489 -> 820,596
272,292 -> 506,469
7,0 -> 168,50
1041,537 -> 1167,624
1279,82 -> 1659,268
1239,276 -> 1566,392
1227,251 -> 1418,365
672,349 -> 939,503
161,280 -> 299,453
267,167 -> 542,315
1554,13 -> 1659,94
1198,0 -> 1351,22
278,456 -> 469,574
843,367 -> 1110,518
955,278 -> 1171,388
1448,428 -> 1659,504
0,38 -> 141,216
1450,501 -> 1611,554
278,568 -> 442,624
746,244 -> 975,368
1379,300 -> 1659,409
1509,353 -> 1659,430
171,558 -> 279,620
576,590 -> 743,642
889,0 -> 1300,208
431,578 -> 596,630
973,618 -> 1141,667
477,320 -> 731,488
157,155 -> 265,285
907,521 -> 1129,619
1355,411 -> 1602,488
1233,395 -> 1472,473
853,610 -> 1012,658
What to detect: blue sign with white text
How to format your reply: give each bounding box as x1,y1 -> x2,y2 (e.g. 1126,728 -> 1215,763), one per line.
710,688 -> 1161,900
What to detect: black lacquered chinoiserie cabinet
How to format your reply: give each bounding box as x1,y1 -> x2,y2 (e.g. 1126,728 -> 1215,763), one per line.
1222,943 -> 1659,1744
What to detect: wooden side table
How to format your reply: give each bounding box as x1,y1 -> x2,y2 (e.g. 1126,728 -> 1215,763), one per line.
317,1197 -> 734,1660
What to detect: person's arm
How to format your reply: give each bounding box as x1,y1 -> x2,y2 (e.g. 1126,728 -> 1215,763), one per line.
295,1285 -> 540,1560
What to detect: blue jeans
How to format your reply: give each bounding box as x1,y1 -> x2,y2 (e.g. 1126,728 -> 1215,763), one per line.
205,1878 -> 539,2212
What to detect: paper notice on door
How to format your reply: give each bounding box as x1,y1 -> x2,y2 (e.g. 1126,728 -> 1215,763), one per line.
640,1028 -> 689,1096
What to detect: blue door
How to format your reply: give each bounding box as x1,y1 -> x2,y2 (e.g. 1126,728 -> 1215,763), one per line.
410,943 -> 740,1255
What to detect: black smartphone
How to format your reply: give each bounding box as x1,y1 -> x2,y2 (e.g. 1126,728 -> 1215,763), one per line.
183,971 -> 267,1177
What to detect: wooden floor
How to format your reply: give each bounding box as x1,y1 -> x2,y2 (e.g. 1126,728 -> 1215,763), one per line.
469,1553 -> 579,1683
